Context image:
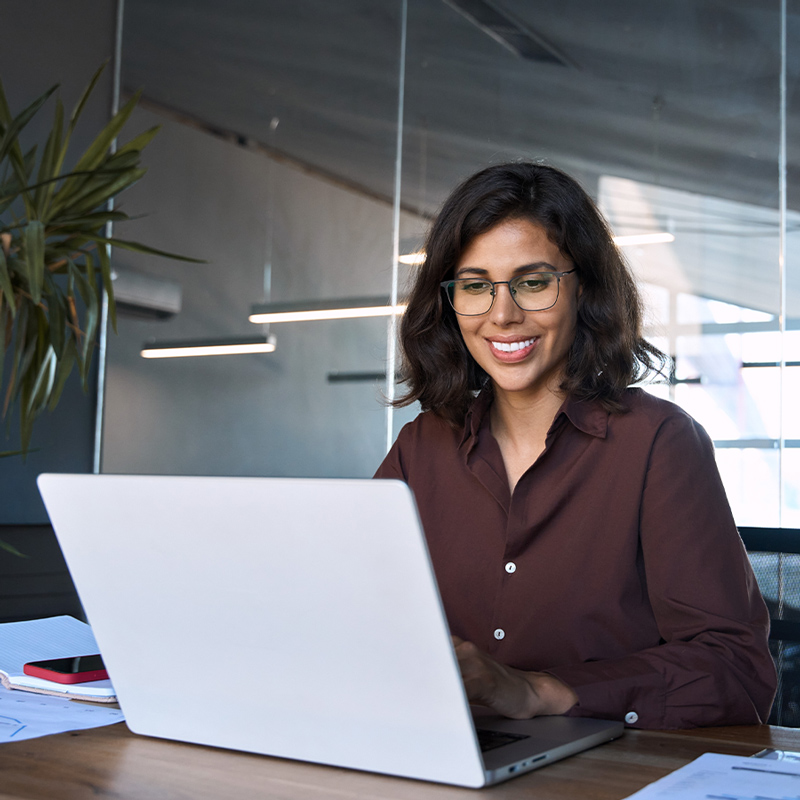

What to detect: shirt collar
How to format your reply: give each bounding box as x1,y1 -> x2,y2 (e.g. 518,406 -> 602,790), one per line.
558,394 -> 609,439
459,387 -> 609,452
459,386 -> 492,452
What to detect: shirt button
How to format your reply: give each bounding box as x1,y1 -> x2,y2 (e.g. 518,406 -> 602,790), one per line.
494,628 -> 505,640
505,562 -> 516,574
625,711 -> 639,725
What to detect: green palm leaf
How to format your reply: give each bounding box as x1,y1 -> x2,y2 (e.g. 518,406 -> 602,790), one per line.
0,63 -> 203,468
23,220 -> 45,304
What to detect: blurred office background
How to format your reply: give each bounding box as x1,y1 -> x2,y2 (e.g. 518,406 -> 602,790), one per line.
1,0 -> 799,717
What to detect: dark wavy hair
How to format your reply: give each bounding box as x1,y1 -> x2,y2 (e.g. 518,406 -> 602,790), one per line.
394,162 -> 667,426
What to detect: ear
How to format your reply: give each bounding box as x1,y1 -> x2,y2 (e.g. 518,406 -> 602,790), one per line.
574,276 -> 584,314
571,269 -> 583,299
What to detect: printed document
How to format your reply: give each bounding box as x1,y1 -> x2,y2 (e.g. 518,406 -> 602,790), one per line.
624,751 -> 800,799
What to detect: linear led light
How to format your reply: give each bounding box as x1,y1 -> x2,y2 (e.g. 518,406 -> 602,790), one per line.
141,336 -> 276,359
613,232 -> 675,247
249,297 -> 406,324
398,252 -> 426,265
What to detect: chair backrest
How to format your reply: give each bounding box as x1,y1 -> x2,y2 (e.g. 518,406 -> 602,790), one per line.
0,524 -> 84,624
738,527 -> 800,727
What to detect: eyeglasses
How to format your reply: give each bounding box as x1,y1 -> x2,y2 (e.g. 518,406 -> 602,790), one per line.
440,270 -> 576,316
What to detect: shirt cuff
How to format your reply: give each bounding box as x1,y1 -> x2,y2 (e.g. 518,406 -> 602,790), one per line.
543,660 -> 666,729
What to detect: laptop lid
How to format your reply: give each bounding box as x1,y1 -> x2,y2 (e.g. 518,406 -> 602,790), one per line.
37,474 -> 621,787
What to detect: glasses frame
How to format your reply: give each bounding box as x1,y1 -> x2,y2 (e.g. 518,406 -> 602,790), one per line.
440,269 -> 576,316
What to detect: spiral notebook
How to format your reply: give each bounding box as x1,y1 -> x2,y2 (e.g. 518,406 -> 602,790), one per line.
0,615 -> 116,703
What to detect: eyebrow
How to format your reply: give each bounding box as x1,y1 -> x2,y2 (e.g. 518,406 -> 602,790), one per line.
454,262 -> 559,278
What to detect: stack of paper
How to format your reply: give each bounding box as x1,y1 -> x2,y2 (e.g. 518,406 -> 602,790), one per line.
624,751 -> 800,798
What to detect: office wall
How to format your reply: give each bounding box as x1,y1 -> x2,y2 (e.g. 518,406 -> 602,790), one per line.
0,0 -> 116,523
100,107 -> 422,477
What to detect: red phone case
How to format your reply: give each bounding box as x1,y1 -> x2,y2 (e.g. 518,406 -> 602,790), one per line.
23,661 -> 109,684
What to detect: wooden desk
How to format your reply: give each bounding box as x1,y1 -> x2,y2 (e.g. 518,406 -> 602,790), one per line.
1,722 -> 798,800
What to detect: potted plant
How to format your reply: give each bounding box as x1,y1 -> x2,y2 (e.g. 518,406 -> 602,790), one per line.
0,64 -> 199,554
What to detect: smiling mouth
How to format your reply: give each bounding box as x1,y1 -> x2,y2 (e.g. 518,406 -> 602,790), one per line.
490,337 -> 537,353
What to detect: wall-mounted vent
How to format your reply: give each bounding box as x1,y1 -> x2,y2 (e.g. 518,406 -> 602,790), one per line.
442,0 -> 577,68
112,269 -> 182,320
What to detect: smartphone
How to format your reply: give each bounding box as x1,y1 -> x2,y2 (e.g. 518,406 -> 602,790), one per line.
23,654 -> 108,684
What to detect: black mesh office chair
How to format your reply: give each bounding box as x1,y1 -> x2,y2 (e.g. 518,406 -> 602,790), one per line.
0,524 -> 84,624
739,526 -> 800,727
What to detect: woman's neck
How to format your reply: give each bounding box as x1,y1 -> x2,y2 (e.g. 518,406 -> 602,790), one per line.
489,385 -> 567,493
490,382 -> 565,436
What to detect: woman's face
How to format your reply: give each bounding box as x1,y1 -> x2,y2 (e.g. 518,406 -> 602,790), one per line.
453,217 -> 580,405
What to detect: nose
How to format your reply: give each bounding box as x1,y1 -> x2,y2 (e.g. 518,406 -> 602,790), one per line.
488,282 -> 525,324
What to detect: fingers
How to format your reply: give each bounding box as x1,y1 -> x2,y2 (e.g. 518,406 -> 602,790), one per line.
450,637 -> 577,719
452,638 -> 529,716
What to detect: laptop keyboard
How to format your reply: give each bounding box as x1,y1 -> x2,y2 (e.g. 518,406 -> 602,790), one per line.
476,728 -> 530,753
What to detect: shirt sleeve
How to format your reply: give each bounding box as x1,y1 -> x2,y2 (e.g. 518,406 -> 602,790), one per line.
373,434 -> 406,480
545,411 -> 777,729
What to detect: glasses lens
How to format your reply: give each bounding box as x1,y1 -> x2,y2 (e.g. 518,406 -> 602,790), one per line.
510,272 -> 560,311
445,273 -> 562,315
448,279 -> 494,315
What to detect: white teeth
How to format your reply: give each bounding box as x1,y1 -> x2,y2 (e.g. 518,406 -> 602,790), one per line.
491,338 -> 535,353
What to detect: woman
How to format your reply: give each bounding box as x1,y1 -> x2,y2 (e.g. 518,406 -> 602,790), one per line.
375,162 -> 776,729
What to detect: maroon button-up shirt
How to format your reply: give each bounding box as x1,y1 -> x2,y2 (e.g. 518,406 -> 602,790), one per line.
375,388 -> 776,729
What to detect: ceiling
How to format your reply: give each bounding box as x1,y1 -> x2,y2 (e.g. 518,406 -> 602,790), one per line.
122,0 -> 800,219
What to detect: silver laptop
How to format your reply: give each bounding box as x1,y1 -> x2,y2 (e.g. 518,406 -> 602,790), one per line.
37,474 -> 622,787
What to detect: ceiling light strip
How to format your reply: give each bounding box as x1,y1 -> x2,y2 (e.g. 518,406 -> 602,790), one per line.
613,232 -> 675,246
249,306 -> 406,324
398,252 -> 426,265
250,296 -> 407,324
141,337 -> 276,359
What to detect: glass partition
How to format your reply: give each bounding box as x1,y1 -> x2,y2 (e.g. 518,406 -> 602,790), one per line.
600,176 -> 786,526
103,0 -> 404,478
399,0 -> 786,526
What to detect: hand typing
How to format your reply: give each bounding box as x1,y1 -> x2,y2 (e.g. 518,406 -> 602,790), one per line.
451,635 -> 578,719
